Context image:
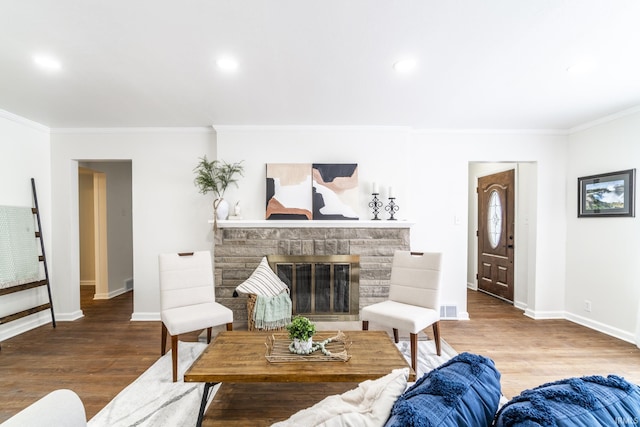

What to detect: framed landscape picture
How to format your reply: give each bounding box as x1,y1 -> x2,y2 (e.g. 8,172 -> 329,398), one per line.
578,169 -> 635,217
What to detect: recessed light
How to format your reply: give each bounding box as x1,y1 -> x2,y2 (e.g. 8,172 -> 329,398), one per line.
33,54 -> 62,71
393,58 -> 417,73
216,57 -> 238,72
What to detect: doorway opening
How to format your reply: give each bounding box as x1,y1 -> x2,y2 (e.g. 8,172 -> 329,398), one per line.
78,161 -> 133,312
467,162 -> 537,312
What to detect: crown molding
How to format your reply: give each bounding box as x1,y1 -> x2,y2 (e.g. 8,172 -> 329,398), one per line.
569,104 -> 640,134
212,124 -> 571,135
212,124 -> 412,133
410,128 -> 569,136
50,126 -> 214,134
0,110 -> 50,133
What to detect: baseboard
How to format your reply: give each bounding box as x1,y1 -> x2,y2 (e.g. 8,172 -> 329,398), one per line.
521,309 -> 635,344
0,308 -> 87,342
94,287 -> 132,300
513,300 -> 527,311
467,282 -> 478,290
523,309 -> 564,319
80,280 -> 95,286
0,312 -> 52,342
565,312 -> 635,345
56,310 -> 84,321
131,312 -> 160,321
457,311 -> 470,320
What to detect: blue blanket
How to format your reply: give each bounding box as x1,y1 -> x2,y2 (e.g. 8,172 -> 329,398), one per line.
494,375 -> 640,426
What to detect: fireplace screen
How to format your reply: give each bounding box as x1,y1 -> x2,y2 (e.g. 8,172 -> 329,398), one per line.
267,255 -> 360,321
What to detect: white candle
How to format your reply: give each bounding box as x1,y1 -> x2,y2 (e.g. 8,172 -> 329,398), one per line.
372,182 -> 379,194
388,186 -> 394,198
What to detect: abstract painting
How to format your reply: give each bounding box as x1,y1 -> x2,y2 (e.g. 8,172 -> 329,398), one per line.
266,163 -> 360,220
266,163 -> 312,220
312,164 -> 359,220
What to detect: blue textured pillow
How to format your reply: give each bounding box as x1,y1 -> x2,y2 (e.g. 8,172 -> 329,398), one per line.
384,352 -> 502,427
494,375 -> 640,427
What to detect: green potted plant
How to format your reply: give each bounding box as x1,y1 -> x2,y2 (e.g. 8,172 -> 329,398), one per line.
287,316 -> 316,353
193,156 -> 244,226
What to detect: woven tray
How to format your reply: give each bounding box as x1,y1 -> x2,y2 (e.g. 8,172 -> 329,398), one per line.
265,332 -> 351,363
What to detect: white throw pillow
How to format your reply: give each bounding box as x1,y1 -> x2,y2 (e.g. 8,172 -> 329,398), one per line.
271,368 -> 409,427
234,257 -> 289,297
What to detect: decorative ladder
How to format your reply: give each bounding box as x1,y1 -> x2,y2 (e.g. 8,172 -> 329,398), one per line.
0,178 -> 56,350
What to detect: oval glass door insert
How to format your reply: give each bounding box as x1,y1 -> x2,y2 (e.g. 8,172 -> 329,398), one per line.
487,190 -> 502,248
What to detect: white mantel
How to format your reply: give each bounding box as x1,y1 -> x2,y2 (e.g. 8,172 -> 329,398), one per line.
210,220 -> 414,229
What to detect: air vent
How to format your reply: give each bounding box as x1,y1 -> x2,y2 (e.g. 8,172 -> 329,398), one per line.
440,305 -> 458,319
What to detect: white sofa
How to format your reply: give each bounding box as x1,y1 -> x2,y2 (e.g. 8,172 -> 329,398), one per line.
1,389 -> 86,427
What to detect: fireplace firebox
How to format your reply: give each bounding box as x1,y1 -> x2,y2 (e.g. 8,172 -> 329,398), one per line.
267,255 -> 360,321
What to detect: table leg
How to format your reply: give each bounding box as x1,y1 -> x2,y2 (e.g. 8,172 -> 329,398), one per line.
196,382 -> 218,427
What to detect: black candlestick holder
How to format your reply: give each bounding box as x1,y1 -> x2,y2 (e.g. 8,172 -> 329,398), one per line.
369,193 -> 383,220
386,197 -> 399,220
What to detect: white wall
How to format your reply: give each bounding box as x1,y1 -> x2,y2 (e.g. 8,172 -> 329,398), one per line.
215,126 -> 412,221
215,126 -> 567,320
409,133 -> 567,320
565,110 -> 640,343
0,112 -> 52,341
50,128 -> 215,320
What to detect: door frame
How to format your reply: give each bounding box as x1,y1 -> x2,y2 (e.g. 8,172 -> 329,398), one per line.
93,171 -> 109,299
467,162 -> 537,311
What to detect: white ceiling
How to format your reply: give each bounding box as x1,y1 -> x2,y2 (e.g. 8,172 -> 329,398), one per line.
2,0 -> 640,130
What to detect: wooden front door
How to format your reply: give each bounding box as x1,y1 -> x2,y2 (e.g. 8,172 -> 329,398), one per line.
477,169 -> 515,302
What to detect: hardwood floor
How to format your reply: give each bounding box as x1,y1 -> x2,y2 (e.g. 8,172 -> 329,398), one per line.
441,290 -> 640,399
1,287 -> 640,422
0,286 -> 200,422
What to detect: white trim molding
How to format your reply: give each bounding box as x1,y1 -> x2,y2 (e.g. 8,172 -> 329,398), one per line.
131,312 -> 161,321
565,312 -> 635,345
0,109 -> 50,133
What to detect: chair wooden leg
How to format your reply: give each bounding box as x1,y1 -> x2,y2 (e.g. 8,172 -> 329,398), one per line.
171,335 -> 178,382
207,327 -> 212,344
410,332 -> 418,372
393,328 -> 399,343
161,323 -> 168,356
432,321 -> 442,356
226,322 -> 233,331
362,321 -> 369,331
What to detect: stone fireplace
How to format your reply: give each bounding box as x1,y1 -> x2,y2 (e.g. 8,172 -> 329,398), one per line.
213,220 -> 412,327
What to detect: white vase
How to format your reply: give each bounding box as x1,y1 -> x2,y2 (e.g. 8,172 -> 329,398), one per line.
293,337 -> 313,353
214,198 -> 230,220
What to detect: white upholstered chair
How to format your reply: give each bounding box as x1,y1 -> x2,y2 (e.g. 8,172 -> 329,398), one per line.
1,389 -> 86,427
159,251 -> 233,382
361,250 -> 443,372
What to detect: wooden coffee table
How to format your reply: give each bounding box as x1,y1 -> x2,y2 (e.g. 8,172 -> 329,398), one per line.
184,330 -> 415,426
